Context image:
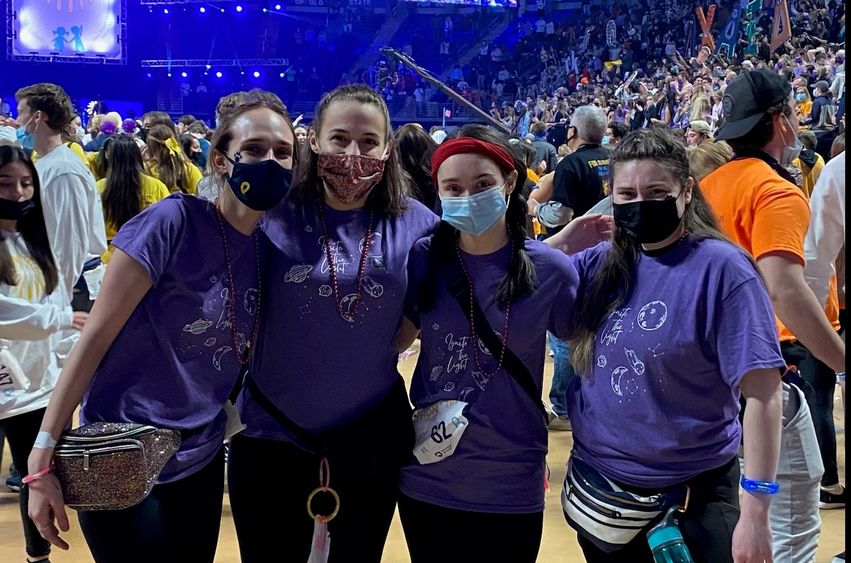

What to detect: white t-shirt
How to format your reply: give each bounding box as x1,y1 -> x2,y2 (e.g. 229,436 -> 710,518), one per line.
36,144 -> 108,301
0,231 -> 72,419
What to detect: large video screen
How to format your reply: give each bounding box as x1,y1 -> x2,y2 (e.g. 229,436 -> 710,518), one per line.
11,0 -> 124,61
404,0 -> 517,7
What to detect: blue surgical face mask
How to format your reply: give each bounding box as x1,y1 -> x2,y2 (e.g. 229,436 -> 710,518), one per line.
781,115 -> 803,167
16,126 -> 35,150
795,92 -> 807,103
601,135 -> 610,145
440,185 -> 509,236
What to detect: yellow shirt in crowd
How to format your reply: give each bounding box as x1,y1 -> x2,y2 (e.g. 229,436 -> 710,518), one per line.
96,174 -> 170,263
146,161 -> 202,195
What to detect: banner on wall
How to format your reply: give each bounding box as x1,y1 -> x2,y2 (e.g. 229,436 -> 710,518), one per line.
695,5 -> 717,51
11,0 -> 124,61
770,0 -> 791,52
715,0 -> 747,58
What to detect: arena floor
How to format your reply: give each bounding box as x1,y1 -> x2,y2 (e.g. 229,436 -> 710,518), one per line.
0,345 -> 845,562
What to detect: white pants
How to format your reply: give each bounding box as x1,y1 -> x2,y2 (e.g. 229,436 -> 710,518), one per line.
768,383 -> 823,563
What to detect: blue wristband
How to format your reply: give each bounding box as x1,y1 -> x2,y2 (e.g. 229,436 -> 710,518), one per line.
740,477 -> 780,496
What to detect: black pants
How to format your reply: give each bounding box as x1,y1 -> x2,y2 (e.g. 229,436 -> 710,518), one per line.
228,436 -> 400,563
398,493 -> 544,563
0,408 -> 51,559
781,339 -> 840,486
576,457 -> 741,563
78,448 -> 224,563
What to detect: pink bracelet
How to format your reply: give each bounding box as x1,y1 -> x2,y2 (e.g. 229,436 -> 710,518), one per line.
22,465 -> 54,485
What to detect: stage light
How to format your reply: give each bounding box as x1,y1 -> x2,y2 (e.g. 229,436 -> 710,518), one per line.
221,8 -> 225,12
163,8 -> 169,14
262,8 -> 267,12
146,73 -> 152,78
279,72 -> 285,78
275,4 -> 282,9
236,5 -> 243,12
181,71 -> 188,78
241,71 -> 245,75
167,72 -> 172,77
206,64 -> 211,69
200,6 -> 206,13
216,71 -> 223,78
253,71 -> 261,78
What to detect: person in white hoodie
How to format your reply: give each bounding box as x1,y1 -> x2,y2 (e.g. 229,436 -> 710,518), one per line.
0,145 -> 85,563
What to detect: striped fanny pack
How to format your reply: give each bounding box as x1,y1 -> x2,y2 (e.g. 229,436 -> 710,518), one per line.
561,456 -> 687,553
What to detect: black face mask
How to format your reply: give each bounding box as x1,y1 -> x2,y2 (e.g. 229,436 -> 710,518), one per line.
224,154 -> 293,211
0,198 -> 35,221
139,127 -> 149,142
613,193 -> 684,244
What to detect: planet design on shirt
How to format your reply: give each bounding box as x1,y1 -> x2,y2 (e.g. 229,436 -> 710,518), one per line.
338,293 -> 361,323
444,382 -> 455,392
318,285 -> 332,298
183,319 -> 213,335
458,387 -> 475,401
359,232 -> 385,258
610,366 -> 630,396
284,264 -> 313,284
637,301 -> 668,331
430,366 -> 443,381
597,355 -> 607,368
204,338 -> 217,347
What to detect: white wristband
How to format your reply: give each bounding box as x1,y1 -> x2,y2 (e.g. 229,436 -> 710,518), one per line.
33,431 -> 58,449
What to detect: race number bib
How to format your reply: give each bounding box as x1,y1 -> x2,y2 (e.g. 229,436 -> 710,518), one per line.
412,400 -> 469,465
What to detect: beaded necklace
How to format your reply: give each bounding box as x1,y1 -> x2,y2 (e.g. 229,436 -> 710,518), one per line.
215,206 -> 261,364
454,238 -> 512,377
317,200 -> 375,322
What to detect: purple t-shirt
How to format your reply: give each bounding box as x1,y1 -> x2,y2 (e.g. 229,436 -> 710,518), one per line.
238,197 -> 438,440
399,238 -> 579,513
567,236 -> 785,488
81,194 -> 261,483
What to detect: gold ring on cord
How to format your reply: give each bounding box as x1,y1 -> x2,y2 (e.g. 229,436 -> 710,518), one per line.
306,486 -> 341,523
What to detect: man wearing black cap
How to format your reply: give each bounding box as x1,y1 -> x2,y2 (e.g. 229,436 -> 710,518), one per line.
702,69 -> 846,562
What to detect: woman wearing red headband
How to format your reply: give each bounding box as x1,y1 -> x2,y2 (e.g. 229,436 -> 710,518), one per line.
396,125 -> 611,562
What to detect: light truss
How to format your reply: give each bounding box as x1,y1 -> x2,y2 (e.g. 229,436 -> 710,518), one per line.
141,58 -> 290,67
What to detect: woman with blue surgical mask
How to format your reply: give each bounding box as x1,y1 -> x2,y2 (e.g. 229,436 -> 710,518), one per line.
396,126 -> 611,562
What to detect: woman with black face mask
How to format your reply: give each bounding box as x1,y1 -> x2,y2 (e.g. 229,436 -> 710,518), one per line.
27,90 -> 296,562
0,146 -> 86,563
554,128 -> 784,563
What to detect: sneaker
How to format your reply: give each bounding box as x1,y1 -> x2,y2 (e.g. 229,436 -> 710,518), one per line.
548,416 -> 572,431
831,551 -> 845,563
820,486 -> 846,509
5,474 -> 22,493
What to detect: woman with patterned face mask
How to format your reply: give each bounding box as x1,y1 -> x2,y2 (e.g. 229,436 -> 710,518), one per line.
26,90 -> 296,562
227,84 -> 439,563
396,126 -> 610,563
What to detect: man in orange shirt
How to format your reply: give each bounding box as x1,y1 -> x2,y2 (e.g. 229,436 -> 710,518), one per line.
702,70 -> 846,562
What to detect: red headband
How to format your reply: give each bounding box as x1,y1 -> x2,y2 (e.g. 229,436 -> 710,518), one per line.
431,137 -> 516,187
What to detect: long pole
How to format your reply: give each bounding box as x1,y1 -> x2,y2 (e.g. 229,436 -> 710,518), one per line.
380,47 -> 511,135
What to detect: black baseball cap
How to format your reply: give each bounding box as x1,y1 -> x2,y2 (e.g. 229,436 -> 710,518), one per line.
715,70 -> 792,141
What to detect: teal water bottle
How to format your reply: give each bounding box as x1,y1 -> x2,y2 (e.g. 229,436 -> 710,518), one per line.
646,508 -> 695,563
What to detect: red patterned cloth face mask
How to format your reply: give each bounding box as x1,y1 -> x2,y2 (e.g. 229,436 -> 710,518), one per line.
317,152 -> 387,204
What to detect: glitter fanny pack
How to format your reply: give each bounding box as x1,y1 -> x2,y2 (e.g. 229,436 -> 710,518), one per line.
53,422 -> 181,511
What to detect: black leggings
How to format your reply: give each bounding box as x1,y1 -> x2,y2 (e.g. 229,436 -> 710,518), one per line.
575,457 -> 741,563
78,448 -> 225,563
0,408 -> 51,559
228,436 -> 401,563
398,493 -> 544,563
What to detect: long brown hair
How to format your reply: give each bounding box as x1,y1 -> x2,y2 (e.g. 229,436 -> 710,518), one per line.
146,124 -> 191,193
0,147 -> 59,295
289,84 -> 409,215
570,127 -> 729,376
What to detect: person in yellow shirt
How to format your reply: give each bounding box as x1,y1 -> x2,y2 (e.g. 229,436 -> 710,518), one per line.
96,134 -> 169,263
792,129 -> 825,199
144,124 -> 201,194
